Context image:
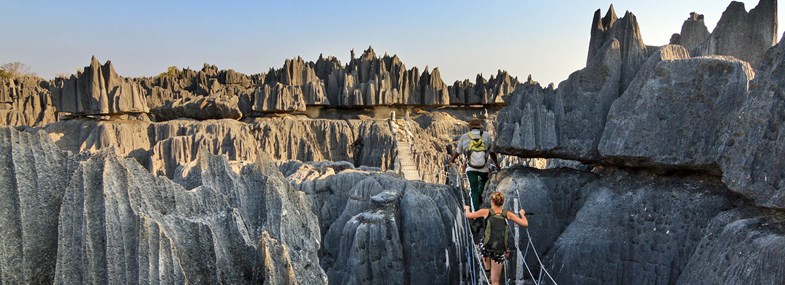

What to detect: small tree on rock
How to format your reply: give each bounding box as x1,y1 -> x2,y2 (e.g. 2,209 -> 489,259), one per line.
0,62 -> 37,79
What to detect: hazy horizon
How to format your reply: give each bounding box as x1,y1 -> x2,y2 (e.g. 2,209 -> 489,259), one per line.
1,0 -> 781,85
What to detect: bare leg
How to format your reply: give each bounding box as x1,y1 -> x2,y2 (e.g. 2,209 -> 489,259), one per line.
490,259 -> 503,285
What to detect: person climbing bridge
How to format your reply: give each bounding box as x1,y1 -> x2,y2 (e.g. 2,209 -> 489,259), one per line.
464,192 -> 528,285
449,118 -> 500,248
449,118 -> 499,211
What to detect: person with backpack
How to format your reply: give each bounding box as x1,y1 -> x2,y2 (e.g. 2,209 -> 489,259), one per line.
449,118 -> 499,212
464,192 -> 528,285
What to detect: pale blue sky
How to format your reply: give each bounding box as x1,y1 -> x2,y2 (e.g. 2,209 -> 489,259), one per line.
0,1 -> 780,85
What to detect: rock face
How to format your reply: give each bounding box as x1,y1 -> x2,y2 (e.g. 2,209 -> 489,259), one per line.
42,116 -> 397,180
496,37 -> 621,161
0,77 -> 58,126
497,7 -> 664,162
283,161 -> 473,285
0,126 -> 326,284
486,166 -> 785,285
692,0 -> 778,65
719,34 -> 785,209
0,127 -> 77,284
449,70 -> 520,105
677,207 -> 785,284
54,56 -> 149,115
678,12 -> 711,50
495,0 -> 783,210
599,46 -> 754,171
151,93 -> 243,121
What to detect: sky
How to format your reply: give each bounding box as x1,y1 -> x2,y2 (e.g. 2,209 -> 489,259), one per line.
0,0 -> 781,85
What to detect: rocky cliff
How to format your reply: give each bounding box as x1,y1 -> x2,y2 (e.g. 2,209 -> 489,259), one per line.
0,77 -> 57,126
484,166 -> 784,285
691,0 -> 778,65
0,0 -> 783,284
281,160 -> 474,285
42,116 -> 397,180
0,127 -> 327,284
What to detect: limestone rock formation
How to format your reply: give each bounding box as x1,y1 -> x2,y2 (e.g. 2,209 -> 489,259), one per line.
496,37 -> 621,161
283,161 -> 472,285
692,0 -> 778,65
677,207 -> 785,284
0,127 -> 77,284
250,83 -> 307,113
0,77 -> 57,126
719,33 -> 785,209
450,70 -> 520,105
678,12 -> 711,50
54,56 -> 149,115
0,126 -> 327,284
599,46 -> 754,171
486,166 -> 785,285
152,93 -> 243,121
42,116 -> 397,180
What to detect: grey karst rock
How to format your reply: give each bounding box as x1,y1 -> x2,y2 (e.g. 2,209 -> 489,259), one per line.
55,56 -> 149,115
0,127 -> 77,284
251,83 -> 308,113
449,70 -> 520,105
41,116 -> 399,180
139,64 -> 257,121
719,34 -> 785,209
495,38 -> 621,161
589,6 -> 654,93
599,46 -> 755,171
483,166 -> 597,283
43,119 -> 153,166
55,150 -> 325,284
152,93 -> 243,121
677,207 -> 785,284
692,0 -> 778,65
678,12 -> 711,50
0,127 -> 327,284
419,67 -> 450,105
150,119 -> 259,177
494,79 -> 559,156
252,117 -> 396,171
543,170 -> 734,285
266,57 -> 320,87
145,86 -> 194,113
258,231 -> 298,285
610,13 -> 653,93
0,77 -> 58,126
282,162 -> 472,285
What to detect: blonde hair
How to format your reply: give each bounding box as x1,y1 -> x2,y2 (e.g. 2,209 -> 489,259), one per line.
490,192 -> 504,207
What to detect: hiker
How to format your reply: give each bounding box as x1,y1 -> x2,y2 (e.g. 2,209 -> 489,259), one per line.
464,192 -> 528,285
449,118 -> 499,212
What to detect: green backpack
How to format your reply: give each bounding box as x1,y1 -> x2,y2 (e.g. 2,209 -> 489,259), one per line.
482,208 -> 509,254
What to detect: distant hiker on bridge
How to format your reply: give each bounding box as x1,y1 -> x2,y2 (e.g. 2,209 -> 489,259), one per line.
464,192 -> 528,285
449,118 -> 499,212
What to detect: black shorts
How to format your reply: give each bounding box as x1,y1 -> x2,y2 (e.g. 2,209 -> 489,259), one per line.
480,244 -> 507,263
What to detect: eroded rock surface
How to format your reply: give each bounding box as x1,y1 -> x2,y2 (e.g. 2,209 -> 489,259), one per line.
486,166 -> 784,285
54,56 -> 149,115
0,77 -> 58,126
600,46 -> 754,171
0,126 -> 326,284
283,161 -> 473,285
692,0 -> 778,65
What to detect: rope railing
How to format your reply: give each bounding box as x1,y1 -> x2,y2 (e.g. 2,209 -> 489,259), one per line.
447,165 -> 490,285
509,178 -> 558,285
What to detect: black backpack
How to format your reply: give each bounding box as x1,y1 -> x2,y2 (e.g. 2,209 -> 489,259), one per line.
482,208 -> 509,254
